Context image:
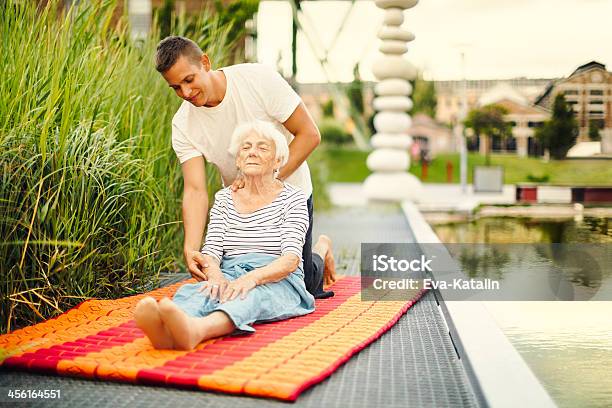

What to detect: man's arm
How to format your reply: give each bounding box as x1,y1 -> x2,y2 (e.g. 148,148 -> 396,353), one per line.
181,156 -> 209,280
278,102 -> 321,181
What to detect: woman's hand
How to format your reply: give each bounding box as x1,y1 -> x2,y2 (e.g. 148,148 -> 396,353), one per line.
198,274 -> 229,300
219,276 -> 257,303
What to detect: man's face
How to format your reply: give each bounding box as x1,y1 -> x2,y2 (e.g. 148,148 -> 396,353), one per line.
162,55 -> 212,107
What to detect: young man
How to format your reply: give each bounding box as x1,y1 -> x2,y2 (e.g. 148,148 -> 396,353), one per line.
155,36 -> 335,298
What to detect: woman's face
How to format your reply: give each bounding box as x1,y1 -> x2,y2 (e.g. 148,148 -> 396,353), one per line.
236,131 -> 280,178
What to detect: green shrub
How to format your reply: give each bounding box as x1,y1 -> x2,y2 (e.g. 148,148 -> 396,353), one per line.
0,0 -> 231,333
321,99 -> 335,118
588,120 -> 601,142
526,173 -> 550,183
307,148 -> 331,210
319,118 -> 351,146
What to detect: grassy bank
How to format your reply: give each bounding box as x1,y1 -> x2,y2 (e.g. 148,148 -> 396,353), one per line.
0,1 -> 231,333
315,147 -> 612,186
415,153 -> 612,185
311,146 -> 370,183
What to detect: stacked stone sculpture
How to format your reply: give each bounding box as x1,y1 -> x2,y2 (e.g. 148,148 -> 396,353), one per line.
363,0 -> 423,201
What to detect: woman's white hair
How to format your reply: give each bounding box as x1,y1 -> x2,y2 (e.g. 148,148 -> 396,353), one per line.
229,120 -> 290,167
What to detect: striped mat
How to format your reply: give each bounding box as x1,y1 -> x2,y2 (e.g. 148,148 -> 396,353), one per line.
0,276 -> 426,401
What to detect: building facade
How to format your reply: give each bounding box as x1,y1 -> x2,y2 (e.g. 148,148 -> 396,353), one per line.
435,78 -> 553,126
483,98 -> 550,157
535,61 -> 612,144
408,113 -> 456,157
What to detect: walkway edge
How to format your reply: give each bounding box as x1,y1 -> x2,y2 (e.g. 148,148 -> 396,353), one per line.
400,201 -> 557,408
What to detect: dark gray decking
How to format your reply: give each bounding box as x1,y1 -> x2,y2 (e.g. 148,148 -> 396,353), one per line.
0,206 -> 480,407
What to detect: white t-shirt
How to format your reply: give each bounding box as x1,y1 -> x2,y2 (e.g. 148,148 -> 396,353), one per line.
171,63 -> 313,197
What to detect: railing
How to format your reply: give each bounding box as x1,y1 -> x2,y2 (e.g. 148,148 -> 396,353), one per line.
516,185 -> 612,204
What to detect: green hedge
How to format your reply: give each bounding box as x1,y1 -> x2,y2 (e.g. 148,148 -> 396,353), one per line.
0,0 -> 231,333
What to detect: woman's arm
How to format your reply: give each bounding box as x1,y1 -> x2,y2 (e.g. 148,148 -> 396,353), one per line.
219,253 -> 300,303
202,254 -> 223,278
249,253 -> 301,285
198,253 -> 230,300
220,190 -> 308,303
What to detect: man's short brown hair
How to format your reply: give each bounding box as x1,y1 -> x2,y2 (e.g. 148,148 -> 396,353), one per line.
155,36 -> 203,73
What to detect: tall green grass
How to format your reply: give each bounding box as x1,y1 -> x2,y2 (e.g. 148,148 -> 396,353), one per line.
0,0 -> 232,333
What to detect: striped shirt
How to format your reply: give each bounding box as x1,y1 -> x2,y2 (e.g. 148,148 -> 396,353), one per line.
201,184 -> 309,263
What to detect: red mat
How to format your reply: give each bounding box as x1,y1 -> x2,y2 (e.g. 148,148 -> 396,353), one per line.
0,276 -> 426,401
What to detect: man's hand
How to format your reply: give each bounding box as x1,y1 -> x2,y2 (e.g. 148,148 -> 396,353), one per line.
230,173 -> 245,192
184,249 -> 209,281
198,274 -> 230,300
219,276 -> 257,303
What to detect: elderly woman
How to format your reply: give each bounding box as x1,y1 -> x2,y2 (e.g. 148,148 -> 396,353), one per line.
134,120 -> 335,350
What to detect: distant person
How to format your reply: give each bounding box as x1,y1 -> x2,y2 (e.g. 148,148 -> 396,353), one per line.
154,36 -> 336,299
420,148 -> 431,165
410,140 -> 421,162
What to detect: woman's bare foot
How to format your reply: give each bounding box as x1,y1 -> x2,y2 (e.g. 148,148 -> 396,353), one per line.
134,297 -> 174,349
157,298 -> 203,350
314,235 -> 337,286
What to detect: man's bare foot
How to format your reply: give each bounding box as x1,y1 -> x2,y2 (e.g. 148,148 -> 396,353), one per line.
315,235 -> 337,286
134,297 -> 173,349
157,298 -> 203,350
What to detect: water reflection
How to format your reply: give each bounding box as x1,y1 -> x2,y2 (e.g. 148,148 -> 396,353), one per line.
458,246 -> 510,279
484,301 -> 612,408
434,216 -> 612,244
438,243 -> 610,301
433,216 -> 612,408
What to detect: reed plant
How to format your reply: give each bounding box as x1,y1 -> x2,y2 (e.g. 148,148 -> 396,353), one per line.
0,0 -> 233,333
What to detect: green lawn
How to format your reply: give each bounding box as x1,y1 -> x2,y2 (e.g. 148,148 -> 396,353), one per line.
312,147 -> 371,183
313,147 -> 612,186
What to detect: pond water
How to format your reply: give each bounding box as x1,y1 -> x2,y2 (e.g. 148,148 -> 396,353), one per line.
433,217 -> 612,408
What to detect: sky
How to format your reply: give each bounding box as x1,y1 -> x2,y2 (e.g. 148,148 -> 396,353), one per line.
256,0 -> 612,83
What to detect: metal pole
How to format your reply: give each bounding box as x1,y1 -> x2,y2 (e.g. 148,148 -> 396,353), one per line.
460,51 -> 468,193
291,0 -> 301,83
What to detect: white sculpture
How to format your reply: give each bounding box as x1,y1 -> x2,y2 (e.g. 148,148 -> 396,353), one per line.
364,0 -> 422,202
375,79 -> 413,96
379,41 -> 408,55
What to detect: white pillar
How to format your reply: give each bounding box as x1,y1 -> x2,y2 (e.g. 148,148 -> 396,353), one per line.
128,0 -> 152,41
516,134 -> 528,157
363,0 -> 422,202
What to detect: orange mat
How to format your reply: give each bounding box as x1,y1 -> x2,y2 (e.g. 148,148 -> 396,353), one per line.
0,276 -> 426,401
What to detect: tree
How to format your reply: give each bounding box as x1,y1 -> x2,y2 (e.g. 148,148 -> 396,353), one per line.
347,64 -> 365,115
411,74 -> 437,118
588,120 -> 601,141
213,0 -> 260,62
156,0 -> 174,39
536,94 -> 578,159
321,99 -> 335,118
464,104 -> 511,165
154,0 -> 259,63
318,118 -> 351,145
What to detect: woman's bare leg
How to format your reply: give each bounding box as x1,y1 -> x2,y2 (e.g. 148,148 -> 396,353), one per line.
134,297 -> 174,349
314,234 -> 337,286
157,298 -> 235,350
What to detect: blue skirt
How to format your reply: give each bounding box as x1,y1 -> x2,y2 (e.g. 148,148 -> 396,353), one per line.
172,253 -> 315,334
